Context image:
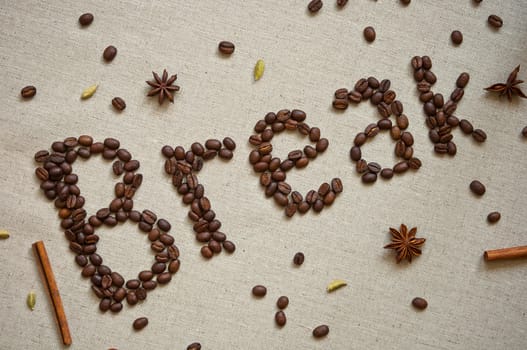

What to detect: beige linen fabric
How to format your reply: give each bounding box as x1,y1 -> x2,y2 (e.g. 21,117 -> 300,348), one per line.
0,1 -> 526,349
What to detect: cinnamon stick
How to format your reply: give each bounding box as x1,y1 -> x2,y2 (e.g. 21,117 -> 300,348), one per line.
483,245 -> 527,261
32,240 -> 72,346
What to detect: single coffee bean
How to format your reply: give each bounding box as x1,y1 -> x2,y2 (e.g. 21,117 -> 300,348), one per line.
487,211 -> 501,223
277,296 -> 289,309
308,0 -> 323,13
99,297 -> 111,312
362,172 -> 377,184
252,285 -> 267,297
363,26 -> 376,42
393,161 -> 409,174
222,240 -> 236,253
367,162 -> 381,174
421,56 -> 432,70
79,13 -> 94,26
469,180 -> 486,196
331,178 -> 343,193
456,72 -> 470,88
380,168 -> 393,179
472,129 -> 487,142
411,56 -> 422,70
187,343 -> 201,350
488,15 -> 503,28
312,325 -> 330,338
522,126 -> 527,138
21,85 -> 37,98
293,252 -> 305,266
218,41 -> 235,55
275,311 -> 287,327
333,98 -> 348,110
133,317 -> 148,330
201,245 -> 213,259
412,297 -> 428,310
459,119 -> 474,134
111,97 -> 126,111
450,88 -> 464,102
451,30 -> 463,45
103,45 -> 117,62
424,70 -> 437,84
334,88 -> 348,99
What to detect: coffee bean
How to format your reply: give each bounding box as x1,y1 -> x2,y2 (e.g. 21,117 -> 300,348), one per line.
408,157 -> 422,169
275,311 -> 287,327
522,126 -> 527,138
277,296 -> 289,309
400,0 -> 411,4
348,146 -> 361,161
187,343 -> 201,350
312,325 -> 329,338
412,297 -> 428,310
380,168 -> 393,179
367,162 -> 381,174
348,90 -> 362,103
424,70 -> 437,84
469,180 -> 486,196
459,119 -> 474,134
111,97 -> 126,111
293,252 -> 305,266
362,172 -> 377,184
421,56 -> 432,70
472,129 -> 487,142
103,45 -> 117,62
218,41 -> 235,55
99,297 -> 111,312
337,0 -> 348,7
222,240 -> 236,253
133,317 -> 148,330
487,211 -> 501,223
423,102 -> 436,116
451,30 -> 463,45
201,245 -> 213,259
252,285 -> 267,297
450,88 -> 464,103
332,98 -> 348,110
136,287 -> 147,300
363,26 -> 376,42
79,13 -> 94,26
331,178 -> 343,193
488,15 -> 503,28
393,161 -> 409,174
414,68 -> 425,82
378,118 -> 392,130
456,72 -> 470,88
21,85 -> 37,98
157,272 -> 172,284
222,137 -> 236,150
356,159 -> 368,173
307,0 -> 323,13
411,56 -> 422,70
126,291 -> 138,305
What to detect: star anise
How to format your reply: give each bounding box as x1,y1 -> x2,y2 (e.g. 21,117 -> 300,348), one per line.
484,65 -> 527,101
384,224 -> 426,263
146,69 -> 180,104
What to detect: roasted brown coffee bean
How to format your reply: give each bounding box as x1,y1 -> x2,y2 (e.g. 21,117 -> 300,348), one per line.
363,26 -> 376,42
383,90 -> 396,104
420,91 -> 433,103
450,88 -> 464,102
395,140 -> 406,157
377,102 -> 391,118
401,132 -> 414,146
365,123 -> 379,138
356,159 -> 368,173
274,192 -> 289,206
309,127 -> 321,142
421,56 -> 432,70
412,297 -> 428,310
414,68 -> 425,82
330,178 -> 343,194
79,13 -> 94,26
362,172 -> 377,184
472,129 -> 487,142
201,245 -> 213,259
139,270 -> 153,282
378,118 -> 392,130
487,211 -> 501,223
187,343 -> 201,350
222,240 -> 235,253
277,296 -> 289,309
293,252 -> 305,266
99,298 -> 111,312
451,30 -> 463,45
337,0 -> 348,6
142,280 -> 157,290
391,101 -> 403,116
297,201 -> 310,213
81,264 -> 96,277
354,78 -> 368,93
354,133 -> 367,147
411,56 -> 422,70
103,45 -> 117,62
252,285 -> 267,297
133,317 -> 149,330
313,325 -> 330,338
126,291 -> 138,305
434,143 -> 448,154
424,70 -> 437,84
316,138 -> 329,152
522,126 -> 527,138
308,0 -> 323,13
380,168 -> 394,179
393,161 -> 409,173
157,272 -> 172,284
459,119 -> 474,134
348,90 -> 362,103
469,180 -> 486,196
333,98 -> 348,110
408,157 -> 422,169
488,15 -> 503,28
456,72 -> 470,88
447,115 -> 459,127
334,88 -> 348,99
367,162 -> 381,174
370,91 -> 383,105
275,311 -> 287,327
223,137 -> 236,150
391,126 -> 402,140
433,93 -> 444,108
21,85 -> 37,98
417,81 -> 431,93
429,129 -> 440,143
218,41 -> 235,54
423,102 -> 436,116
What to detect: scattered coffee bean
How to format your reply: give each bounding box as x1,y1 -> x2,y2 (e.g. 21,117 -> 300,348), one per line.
187,342 -> 202,350
472,129 -> 487,142
487,211 -> 501,223
522,126 -> 527,138
400,0 -> 411,4
451,30 -> 463,45
103,45 -> 117,62
293,252 -> 305,266
469,180 -> 486,196
337,0 -> 348,7
312,324 -> 330,338
488,15 -> 503,28
277,296 -> 289,309
363,26 -> 376,42
21,85 -> 37,99
308,0 -> 323,13
111,97 -> 126,111
218,41 -> 235,55
133,317 -> 148,330
78,13 -> 94,26
412,297 -> 428,310
275,311 -> 287,327
252,285 -> 267,297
